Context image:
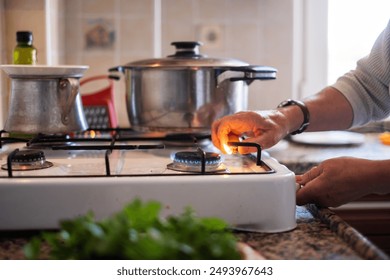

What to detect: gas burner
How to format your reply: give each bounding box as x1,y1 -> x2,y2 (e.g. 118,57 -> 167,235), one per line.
1,150 -> 53,171
167,151 -> 226,173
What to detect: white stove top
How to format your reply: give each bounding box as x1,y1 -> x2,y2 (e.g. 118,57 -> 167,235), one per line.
0,133 -> 297,232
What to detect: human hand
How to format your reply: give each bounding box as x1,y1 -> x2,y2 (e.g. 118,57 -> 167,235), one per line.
211,110 -> 288,154
296,157 -> 375,207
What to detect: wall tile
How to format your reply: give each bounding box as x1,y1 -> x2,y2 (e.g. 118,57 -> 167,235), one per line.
64,16 -> 83,60
4,0 -> 44,10
119,18 -> 154,56
64,0 -> 82,16
162,0 -> 194,23
81,53 -> 116,76
226,0 -> 262,22
225,23 -> 263,62
5,10 -> 46,64
161,23 -> 196,56
195,0 -> 228,22
81,0 -> 116,14
119,0 -> 154,17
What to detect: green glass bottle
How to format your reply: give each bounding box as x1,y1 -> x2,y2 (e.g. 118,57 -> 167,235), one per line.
13,31 -> 37,65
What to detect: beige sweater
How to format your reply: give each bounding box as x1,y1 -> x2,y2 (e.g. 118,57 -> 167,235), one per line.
332,19 -> 390,127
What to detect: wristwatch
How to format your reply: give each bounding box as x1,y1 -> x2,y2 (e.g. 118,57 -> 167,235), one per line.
277,99 -> 310,135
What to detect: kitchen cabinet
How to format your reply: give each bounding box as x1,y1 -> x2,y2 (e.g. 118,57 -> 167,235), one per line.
331,194 -> 390,256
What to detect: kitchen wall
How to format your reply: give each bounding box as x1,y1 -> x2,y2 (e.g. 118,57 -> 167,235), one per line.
62,0 -> 296,127
2,0 -> 47,64
1,0 -> 300,128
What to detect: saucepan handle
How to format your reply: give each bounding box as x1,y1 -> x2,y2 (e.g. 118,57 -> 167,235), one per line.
108,66 -> 124,80
59,78 -> 79,125
217,65 -> 277,85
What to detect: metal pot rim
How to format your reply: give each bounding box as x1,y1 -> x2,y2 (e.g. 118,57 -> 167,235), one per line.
123,57 -> 249,68
0,64 -> 89,78
122,41 -> 250,68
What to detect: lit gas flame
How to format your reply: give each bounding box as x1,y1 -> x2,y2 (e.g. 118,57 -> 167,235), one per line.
222,133 -> 240,154
223,142 -> 233,155
83,130 -> 101,139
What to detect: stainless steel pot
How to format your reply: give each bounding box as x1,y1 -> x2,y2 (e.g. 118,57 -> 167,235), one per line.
1,65 -> 89,134
110,41 -> 277,134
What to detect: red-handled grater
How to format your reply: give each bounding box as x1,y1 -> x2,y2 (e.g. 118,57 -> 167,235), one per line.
80,75 -> 118,129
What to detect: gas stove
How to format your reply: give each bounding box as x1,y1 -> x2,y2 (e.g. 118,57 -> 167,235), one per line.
0,129 -> 296,232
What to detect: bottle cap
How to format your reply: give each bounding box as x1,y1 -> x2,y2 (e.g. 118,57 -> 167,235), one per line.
16,31 -> 33,43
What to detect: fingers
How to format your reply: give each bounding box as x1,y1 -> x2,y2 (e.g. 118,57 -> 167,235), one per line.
213,124 -> 259,154
295,166 -> 324,206
296,166 -> 322,185
212,122 -> 267,154
211,112 -> 274,154
211,119 -> 225,151
211,116 -> 244,154
218,128 -> 233,154
296,181 -> 315,206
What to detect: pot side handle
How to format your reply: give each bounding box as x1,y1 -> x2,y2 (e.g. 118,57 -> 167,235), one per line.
108,66 -> 124,80
217,65 -> 277,85
59,78 -> 79,125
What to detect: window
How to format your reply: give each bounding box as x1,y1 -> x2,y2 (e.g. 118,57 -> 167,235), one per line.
327,0 -> 390,84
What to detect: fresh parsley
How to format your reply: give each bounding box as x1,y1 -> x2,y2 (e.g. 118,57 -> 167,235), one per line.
24,199 -> 240,260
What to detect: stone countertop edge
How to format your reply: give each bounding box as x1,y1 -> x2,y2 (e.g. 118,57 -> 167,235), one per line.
307,204 -> 389,260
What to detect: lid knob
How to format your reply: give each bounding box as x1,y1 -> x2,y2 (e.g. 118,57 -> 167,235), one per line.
169,41 -> 205,58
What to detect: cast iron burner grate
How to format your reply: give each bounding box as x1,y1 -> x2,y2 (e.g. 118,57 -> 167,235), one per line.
0,129 -> 211,148
0,129 -> 264,177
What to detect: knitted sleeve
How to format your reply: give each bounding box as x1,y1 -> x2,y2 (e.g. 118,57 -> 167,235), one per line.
332,19 -> 390,127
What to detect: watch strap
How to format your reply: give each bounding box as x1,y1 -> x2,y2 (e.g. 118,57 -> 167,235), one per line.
277,99 -> 310,135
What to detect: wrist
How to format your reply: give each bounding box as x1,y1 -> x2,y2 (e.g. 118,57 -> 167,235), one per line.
277,99 -> 310,135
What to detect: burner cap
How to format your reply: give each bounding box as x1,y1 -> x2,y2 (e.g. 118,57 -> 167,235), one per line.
173,151 -> 221,166
12,150 -> 45,162
1,150 -> 53,171
167,151 -> 225,173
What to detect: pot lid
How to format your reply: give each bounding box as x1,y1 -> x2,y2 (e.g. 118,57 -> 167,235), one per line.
0,65 -> 89,78
123,41 -> 250,68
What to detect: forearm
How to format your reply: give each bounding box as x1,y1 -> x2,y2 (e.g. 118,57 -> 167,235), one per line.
277,86 -> 354,135
305,86 -> 354,131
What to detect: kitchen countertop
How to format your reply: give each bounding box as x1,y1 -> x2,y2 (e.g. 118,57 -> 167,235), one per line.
0,204 -> 388,260
237,205 -> 388,259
